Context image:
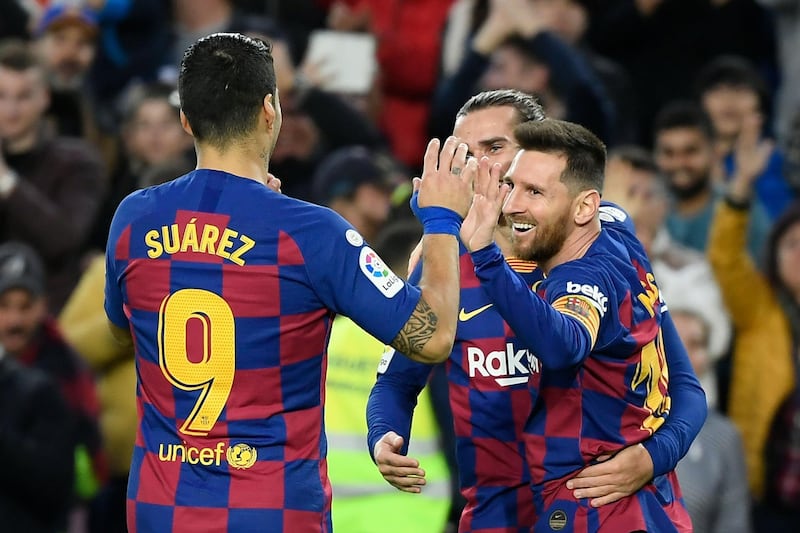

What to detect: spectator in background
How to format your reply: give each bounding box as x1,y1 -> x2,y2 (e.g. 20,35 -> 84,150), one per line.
709,156 -> 800,532
672,306 -> 752,533
603,145 -> 731,407
0,342 -> 75,533
430,0 -> 615,150
322,0 -> 456,171
0,40 -> 106,313
86,0 -> 170,114
312,146 -> 398,242
60,250 -> 135,533
240,20 -> 387,201
653,101 -> 770,262
695,55 -> 794,219
325,218 -> 452,533
0,0 -> 30,41
87,81 -> 193,251
0,242 -> 106,527
441,0 -> 637,144
34,5 -> 100,139
756,0 -> 800,148
587,0 -> 776,146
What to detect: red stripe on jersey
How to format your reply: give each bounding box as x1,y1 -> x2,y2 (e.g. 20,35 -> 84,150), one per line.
283,407 -> 323,462
460,253 -> 481,289
228,460 -> 285,508
137,450 -> 182,505
125,258 -> 171,313
279,309 -> 329,366
222,263 -> 280,317
224,367 -> 284,421
115,225 -> 131,260
174,506 -> 230,531
542,386 -> 582,439
278,231 -> 305,266
171,210 -> 230,264
137,356 -> 176,420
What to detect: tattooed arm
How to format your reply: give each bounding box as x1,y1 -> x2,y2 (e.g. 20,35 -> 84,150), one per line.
390,232 -> 460,363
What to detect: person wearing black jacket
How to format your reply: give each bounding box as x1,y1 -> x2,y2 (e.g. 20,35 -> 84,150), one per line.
0,347 -> 75,533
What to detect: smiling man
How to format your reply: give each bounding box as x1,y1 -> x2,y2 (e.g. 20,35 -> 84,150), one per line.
368,94 -> 705,533
459,118 -> 699,532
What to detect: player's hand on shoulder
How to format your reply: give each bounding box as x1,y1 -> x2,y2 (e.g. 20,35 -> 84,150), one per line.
565,443 -> 654,507
374,431 -> 426,493
266,173 -> 282,193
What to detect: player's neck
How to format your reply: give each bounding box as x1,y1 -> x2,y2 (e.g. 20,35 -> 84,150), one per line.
540,221 -> 601,275
195,144 -> 271,186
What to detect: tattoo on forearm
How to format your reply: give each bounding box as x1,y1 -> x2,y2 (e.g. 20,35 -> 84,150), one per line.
391,298 -> 438,356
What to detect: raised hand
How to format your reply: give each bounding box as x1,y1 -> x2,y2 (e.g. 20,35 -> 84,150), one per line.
416,136 -> 476,218
461,157 -> 509,252
373,431 -> 426,493
729,111 -> 773,202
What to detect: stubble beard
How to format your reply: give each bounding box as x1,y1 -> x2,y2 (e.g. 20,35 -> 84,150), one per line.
511,209 -> 572,263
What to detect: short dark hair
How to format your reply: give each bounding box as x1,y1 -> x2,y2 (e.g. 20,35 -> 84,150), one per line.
122,81 -> 180,126
653,101 -> 714,141
513,119 -> 606,194
695,55 -> 769,113
178,33 -> 276,148
0,39 -> 42,73
608,145 -> 658,174
373,219 -> 423,278
457,89 -> 546,125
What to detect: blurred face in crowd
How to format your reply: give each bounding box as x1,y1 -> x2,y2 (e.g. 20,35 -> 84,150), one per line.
503,150 -> 575,263
777,222 -> 800,299
532,0 -> 588,45
36,24 -> 97,90
701,84 -> 760,143
0,289 -> 46,355
654,127 -> 714,201
353,182 -> 392,229
672,310 -> 710,379
125,98 -> 193,167
605,155 -> 668,251
482,46 -> 548,97
0,66 -> 49,143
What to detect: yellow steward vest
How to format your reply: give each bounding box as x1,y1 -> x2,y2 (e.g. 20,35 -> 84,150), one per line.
326,316 -> 450,533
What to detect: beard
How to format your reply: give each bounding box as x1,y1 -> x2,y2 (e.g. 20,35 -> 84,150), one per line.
510,208 -> 572,263
667,173 -> 710,201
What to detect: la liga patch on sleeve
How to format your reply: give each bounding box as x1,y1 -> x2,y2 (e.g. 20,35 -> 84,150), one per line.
359,247 -> 404,297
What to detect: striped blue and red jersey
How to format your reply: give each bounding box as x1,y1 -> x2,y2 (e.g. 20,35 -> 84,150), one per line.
368,245 -> 542,532
471,206 -> 693,533
104,169 -> 421,533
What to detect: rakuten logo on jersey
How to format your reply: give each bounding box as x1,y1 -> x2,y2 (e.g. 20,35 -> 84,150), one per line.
566,281 -> 608,316
467,343 -> 540,386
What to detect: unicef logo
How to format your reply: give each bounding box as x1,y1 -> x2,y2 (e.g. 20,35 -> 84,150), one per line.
226,443 -> 257,469
363,252 -> 389,278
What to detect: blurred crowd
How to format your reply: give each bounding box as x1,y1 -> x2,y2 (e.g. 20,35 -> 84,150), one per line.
0,0 -> 799,532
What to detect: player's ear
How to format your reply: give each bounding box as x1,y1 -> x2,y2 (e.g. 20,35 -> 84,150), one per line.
574,189 -> 600,226
262,93 -> 277,132
179,110 -> 194,136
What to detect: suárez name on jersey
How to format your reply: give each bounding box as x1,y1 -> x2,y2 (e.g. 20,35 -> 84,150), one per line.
566,281 -> 608,315
467,342 -> 540,387
144,219 -> 255,265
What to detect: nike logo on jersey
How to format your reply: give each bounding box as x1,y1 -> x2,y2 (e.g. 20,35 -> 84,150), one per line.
459,304 -> 493,321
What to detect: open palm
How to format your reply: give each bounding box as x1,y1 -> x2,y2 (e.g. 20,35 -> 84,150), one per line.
461,158 -> 509,252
